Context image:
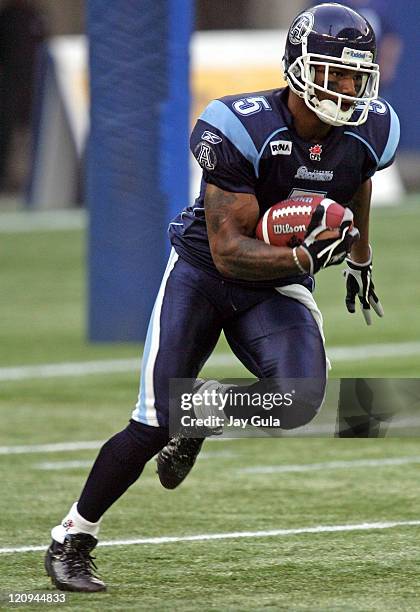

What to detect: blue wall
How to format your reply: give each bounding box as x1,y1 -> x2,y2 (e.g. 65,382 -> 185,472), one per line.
385,1 -> 419,150
87,0 -> 193,341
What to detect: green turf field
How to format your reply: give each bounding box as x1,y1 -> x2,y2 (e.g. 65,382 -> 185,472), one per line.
1,201 -> 419,373
0,201 -> 419,610
1,425 -> 420,611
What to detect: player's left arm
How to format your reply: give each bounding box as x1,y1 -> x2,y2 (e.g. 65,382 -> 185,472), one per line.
344,178 -> 384,325
348,178 -> 371,262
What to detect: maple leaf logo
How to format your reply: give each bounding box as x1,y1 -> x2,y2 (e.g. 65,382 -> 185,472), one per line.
309,144 -> 322,161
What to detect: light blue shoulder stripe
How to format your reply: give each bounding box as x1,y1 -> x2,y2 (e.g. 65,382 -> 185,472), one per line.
200,100 -> 260,176
257,127 -> 289,167
344,131 -> 379,165
379,102 -> 400,169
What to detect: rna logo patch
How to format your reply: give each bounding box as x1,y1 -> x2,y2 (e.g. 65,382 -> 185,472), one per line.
270,140 -> 292,156
195,142 -> 217,170
201,130 -> 223,145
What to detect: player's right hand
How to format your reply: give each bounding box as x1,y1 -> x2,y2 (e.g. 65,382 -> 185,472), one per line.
299,204 -> 359,275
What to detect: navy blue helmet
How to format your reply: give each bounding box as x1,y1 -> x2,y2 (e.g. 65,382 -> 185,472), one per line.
283,3 -> 380,126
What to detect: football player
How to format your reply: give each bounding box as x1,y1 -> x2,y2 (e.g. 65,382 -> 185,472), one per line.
45,3 -> 399,592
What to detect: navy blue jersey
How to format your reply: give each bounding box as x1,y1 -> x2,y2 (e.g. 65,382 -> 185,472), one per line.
169,87 -> 399,288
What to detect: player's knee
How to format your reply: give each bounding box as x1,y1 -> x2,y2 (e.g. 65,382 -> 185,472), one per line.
274,377 -> 326,430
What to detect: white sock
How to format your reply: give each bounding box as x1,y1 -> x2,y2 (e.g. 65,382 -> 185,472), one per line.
51,502 -> 101,544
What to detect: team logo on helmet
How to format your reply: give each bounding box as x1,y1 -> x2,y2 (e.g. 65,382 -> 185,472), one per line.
289,12 -> 314,45
309,144 -> 322,162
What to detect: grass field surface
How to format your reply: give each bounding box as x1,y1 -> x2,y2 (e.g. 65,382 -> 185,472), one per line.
0,200 -> 419,610
1,201 -> 419,373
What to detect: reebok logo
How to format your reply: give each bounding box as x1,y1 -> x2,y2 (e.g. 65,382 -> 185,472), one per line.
270,140 -> 292,156
201,130 -> 222,145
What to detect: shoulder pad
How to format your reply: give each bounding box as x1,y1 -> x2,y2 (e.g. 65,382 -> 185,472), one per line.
346,99 -> 400,170
198,91 -> 288,176
199,100 -> 259,174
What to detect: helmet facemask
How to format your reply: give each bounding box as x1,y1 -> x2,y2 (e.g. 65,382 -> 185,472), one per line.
285,38 -> 380,127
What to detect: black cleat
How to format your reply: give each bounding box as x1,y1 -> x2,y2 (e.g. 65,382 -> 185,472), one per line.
157,378 -> 230,489
45,533 -> 106,593
157,434 -> 205,489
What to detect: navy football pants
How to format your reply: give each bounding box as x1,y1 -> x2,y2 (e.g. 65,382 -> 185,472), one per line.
132,250 -> 327,429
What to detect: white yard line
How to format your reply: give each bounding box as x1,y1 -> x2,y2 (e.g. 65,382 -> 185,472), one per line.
34,450 -> 236,470
0,441 -> 104,455
0,358 -> 141,381
33,454 -> 420,473
239,456 -> 420,474
0,210 -> 86,233
279,416 -> 420,436
1,341 -> 420,382
0,439 -> 242,456
327,342 -> 420,361
1,520 -> 420,555
1,418 -> 420,456
34,460 -> 93,470
37,455 -> 420,474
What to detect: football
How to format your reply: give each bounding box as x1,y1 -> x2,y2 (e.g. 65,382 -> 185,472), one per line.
255,195 -> 347,248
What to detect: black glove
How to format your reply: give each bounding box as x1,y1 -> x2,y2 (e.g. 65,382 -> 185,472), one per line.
343,247 -> 384,325
300,203 -> 359,275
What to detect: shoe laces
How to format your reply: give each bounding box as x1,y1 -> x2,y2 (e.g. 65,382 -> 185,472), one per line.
61,541 -> 100,579
172,435 -> 203,459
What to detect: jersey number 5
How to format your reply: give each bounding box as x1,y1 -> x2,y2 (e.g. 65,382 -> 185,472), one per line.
232,96 -> 272,116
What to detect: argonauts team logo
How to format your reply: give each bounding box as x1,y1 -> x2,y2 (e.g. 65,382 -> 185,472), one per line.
194,141 -> 217,171
289,12 -> 314,45
295,166 -> 333,182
